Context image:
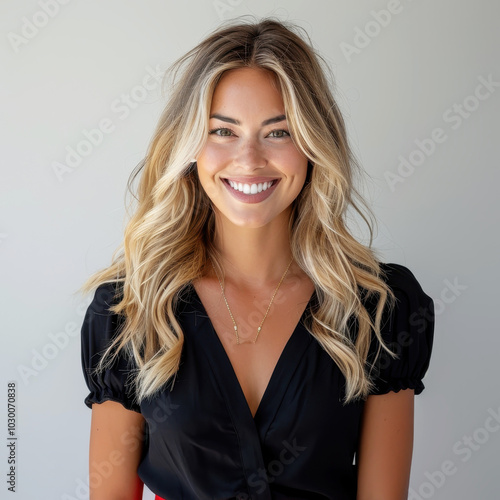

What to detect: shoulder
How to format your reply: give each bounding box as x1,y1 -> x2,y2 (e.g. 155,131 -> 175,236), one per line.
80,281 -> 140,412
85,281 -> 124,317
379,262 -> 431,299
81,282 -> 126,348
81,281 -> 127,355
367,262 -> 435,395
378,262 -> 434,323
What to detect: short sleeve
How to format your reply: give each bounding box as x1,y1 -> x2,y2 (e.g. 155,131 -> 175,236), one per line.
80,282 -> 141,413
367,263 -> 435,396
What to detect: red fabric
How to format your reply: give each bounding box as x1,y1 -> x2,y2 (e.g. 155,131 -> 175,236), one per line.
132,478 -> 144,500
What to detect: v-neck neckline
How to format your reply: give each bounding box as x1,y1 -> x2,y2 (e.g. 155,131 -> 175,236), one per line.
187,282 -> 316,423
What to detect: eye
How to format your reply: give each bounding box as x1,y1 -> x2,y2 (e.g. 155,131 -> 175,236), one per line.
267,129 -> 291,138
208,127 -> 235,137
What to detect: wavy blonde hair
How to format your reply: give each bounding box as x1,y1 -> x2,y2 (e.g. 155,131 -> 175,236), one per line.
80,16 -> 397,406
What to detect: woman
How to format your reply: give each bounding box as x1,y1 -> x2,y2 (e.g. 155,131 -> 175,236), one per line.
80,17 -> 434,500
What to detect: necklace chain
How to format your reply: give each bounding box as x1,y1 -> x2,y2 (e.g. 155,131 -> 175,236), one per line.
210,257 -> 294,345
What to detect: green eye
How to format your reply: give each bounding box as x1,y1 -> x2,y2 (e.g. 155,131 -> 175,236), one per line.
268,129 -> 290,138
209,128 -> 234,137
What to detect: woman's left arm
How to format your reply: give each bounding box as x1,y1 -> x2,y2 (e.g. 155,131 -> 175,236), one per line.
356,388 -> 415,500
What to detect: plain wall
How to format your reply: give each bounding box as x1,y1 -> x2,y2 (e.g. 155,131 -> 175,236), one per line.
1,0 -> 498,498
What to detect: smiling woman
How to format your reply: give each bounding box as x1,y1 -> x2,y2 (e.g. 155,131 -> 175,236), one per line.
79,16 -> 434,500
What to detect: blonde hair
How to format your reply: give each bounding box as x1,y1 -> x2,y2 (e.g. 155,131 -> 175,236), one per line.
79,17 -> 397,405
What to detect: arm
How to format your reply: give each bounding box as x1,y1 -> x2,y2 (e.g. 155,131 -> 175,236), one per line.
356,388 -> 415,500
89,400 -> 146,500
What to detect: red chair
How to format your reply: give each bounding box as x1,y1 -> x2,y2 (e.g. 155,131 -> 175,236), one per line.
131,477 -> 166,500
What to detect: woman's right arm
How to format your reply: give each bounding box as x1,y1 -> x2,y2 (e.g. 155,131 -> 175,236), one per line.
89,400 -> 146,500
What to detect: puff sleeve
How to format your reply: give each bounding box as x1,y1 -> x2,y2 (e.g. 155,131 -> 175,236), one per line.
80,282 -> 141,413
367,263 -> 435,396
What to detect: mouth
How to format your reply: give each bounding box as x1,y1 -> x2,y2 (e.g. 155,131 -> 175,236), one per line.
221,177 -> 280,204
222,178 -> 279,195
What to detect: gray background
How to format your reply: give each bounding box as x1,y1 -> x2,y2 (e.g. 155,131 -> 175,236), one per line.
1,0 -> 498,498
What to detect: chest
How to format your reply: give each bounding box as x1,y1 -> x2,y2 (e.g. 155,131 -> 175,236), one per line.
192,276 -> 315,418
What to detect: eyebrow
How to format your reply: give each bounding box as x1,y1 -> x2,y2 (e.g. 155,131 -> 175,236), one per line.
209,113 -> 287,127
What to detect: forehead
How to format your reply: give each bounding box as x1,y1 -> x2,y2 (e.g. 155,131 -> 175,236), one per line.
210,67 -> 284,114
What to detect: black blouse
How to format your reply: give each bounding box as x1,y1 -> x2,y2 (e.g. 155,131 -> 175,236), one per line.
81,262 -> 434,500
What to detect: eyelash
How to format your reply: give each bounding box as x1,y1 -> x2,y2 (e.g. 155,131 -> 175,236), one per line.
208,127 -> 291,139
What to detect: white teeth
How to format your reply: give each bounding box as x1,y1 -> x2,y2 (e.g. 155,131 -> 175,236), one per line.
227,180 -> 275,194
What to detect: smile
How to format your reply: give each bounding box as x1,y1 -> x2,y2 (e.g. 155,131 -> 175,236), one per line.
226,179 -> 277,194
222,178 -> 280,203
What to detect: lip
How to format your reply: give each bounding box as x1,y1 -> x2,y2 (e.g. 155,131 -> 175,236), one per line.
222,178 -> 280,204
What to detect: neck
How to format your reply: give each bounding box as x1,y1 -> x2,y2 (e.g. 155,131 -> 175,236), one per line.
210,209 -> 294,290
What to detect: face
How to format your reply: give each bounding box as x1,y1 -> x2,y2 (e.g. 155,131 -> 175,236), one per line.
196,67 -> 309,229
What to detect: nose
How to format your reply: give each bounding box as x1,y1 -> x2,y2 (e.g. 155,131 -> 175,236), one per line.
233,138 -> 267,171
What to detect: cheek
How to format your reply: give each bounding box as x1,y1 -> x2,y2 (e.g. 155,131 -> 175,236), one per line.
196,147 -> 226,200
197,144 -> 229,177
272,147 -> 308,178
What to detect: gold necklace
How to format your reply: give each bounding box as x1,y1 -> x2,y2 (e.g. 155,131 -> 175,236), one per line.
210,257 -> 294,345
